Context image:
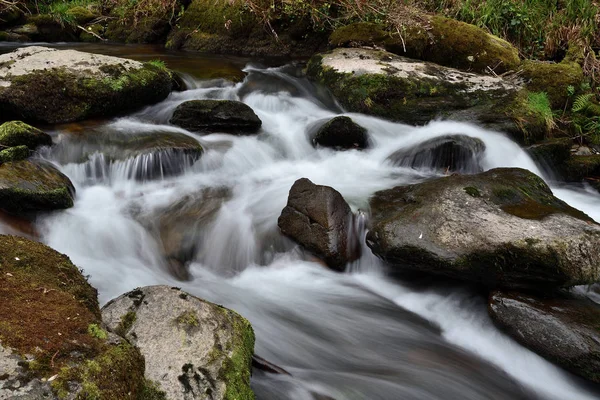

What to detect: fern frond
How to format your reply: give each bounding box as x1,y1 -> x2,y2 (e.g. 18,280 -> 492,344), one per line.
572,93 -> 594,112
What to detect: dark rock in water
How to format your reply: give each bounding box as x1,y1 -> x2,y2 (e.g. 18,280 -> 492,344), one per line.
0,145 -> 29,163
0,159 -> 75,214
102,285 -> 255,400
526,137 -> 572,173
0,120 -> 52,150
278,178 -> 359,270
366,168 -> 600,290
0,235 -> 147,399
388,134 -> 485,173
489,290 -> 600,383
170,100 -> 262,134
311,116 -> 369,150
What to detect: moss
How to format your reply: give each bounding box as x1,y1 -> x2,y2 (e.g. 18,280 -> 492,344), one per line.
174,310 -> 200,327
520,60 -> 584,109
0,121 -> 52,150
0,145 -> 29,163
0,64 -> 172,124
464,186 -> 481,197
329,22 -> 389,48
0,31 -> 8,41
138,380 -> 167,400
87,324 -> 108,340
66,6 -> 98,25
116,311 -> 136,336
498,89 -> 548,144
561,154 -> 600,182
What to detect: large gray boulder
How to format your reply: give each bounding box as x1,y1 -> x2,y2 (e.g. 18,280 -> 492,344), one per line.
0,46 -> 172,124
366,168 -> 600,290
170,100 -> 262,134
0,160 -> 75,214
278,178 -> 359,270
102,285 -> 255,400
489,290 -> 600,383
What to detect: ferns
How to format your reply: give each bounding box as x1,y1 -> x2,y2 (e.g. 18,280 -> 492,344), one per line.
572,93 -> 594,112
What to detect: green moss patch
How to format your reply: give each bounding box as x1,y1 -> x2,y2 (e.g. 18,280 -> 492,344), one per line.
0,121 -> 52,150
0,145 -> 29,163
520,60 -> 584,108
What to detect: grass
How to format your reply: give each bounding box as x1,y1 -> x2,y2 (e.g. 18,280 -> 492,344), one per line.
527,91 -> 556,132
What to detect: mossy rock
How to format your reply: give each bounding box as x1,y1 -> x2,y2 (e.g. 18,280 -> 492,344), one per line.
329,17 -> 520,74
494,89 -> 549,144
0,46 -> 172,124
0,120 -> 52,149
24,14 -> 77,42
102,285 -> 255,400
0,235 -> 147,399
306,48 -> 519,125
105,15 -> 171,44
0,159 -> 75,214
0,6 -> 23,29
0,145 -> 29,163
520,60 -> 584,108
526,137 -> 572,172
561,154 -> 600,182
66,6 -> 99,25
367,167 -> 600,290
79,23 -> 105,42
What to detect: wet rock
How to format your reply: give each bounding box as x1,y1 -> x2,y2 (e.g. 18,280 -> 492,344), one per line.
329,18 -> 520,74
278,178 -> 359,270
489,290 -> 600,383
526,137 -> 572,173
0,159 -> 75,214
311,116 -> 369,150
102,285 -> 255,400
0,121 -> 52,150
366,168 -> 600,290
0,235 -> 147,399
170,100 -> 262,134
561,154 -> 600,184
0,145 -> 29,164
0,46 -> 172,124
387,134 -> 485,173
306,48 -> 520,126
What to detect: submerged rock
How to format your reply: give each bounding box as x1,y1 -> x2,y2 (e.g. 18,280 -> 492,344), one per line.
0,235 -> 149,399
306,48 -> 520,126
278,178 -> 359,270
329,17 -> 520,74
366,168 -> 600,290
311,116 -> 369,150
387,134 -> 485,173
0,159 -> 75,214
489,290 -> 600,383
0,120 -> 52,150
170,100 -> 262,134
0,46 -> 172,123
102,285 -> 255,400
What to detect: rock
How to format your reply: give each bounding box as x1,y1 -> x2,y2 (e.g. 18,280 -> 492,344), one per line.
387,134 -> 485,173
561,154 -> 600,183
0,159 -> 75,214
329,17 -> 520,74
366,168 -> 600,290
526,137 -> 572,172
489,290 -> 600,383
278,178 -> 359,270
0,46 -> 172,124
306,48 -> 520,126
520,60 -> 584,108
102,285 -> 255,400
65,6 -> 99,25
0,121 -> 52,150
311,116 -> 369,150
0,235 -> 149,399
0,145 -> 29,163
170,100 -> 262,134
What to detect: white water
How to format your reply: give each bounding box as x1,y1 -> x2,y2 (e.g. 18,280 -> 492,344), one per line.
11,62 -> 600,399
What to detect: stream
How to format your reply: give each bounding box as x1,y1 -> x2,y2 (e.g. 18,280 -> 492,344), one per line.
2,43 -> 600,400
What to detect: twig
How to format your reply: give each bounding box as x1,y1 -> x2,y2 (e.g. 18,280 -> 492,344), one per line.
50,350 -> 59,368
76,25 -> 107,41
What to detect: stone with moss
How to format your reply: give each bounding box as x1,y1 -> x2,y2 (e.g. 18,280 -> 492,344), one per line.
170,100 -> 262,134
329,17 -> 520,74
0,46 -> 172,124
520,60 -> 584,109
0,145 -> 29,164
306,48 -> 520,125
0,120 -> 52,150
0,235 -> 147,399
102,285 -> 255,400
66,6 -> 99,25
0,159 -> 75,214
23,14 -> 77,42
561,154 -> 600,183
366,167 -> 600,290
526,137 -> 572,172
489,290 -> 600,383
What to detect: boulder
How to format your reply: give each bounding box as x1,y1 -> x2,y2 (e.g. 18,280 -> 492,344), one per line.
0,120 -> 52,150
387,134 -> 485,173
0,144 -> 28,163
0,235 -> 152,399
526,137 -> 572,172
306,48 -> 520,126
0,46 -> 172,124
102,285 -> 255,400
520,60 -> 584,109
561,154 -> 600,183
311,116 -> 369,150
329,17 -> 520,74
0,159 -> 75,214
278,178 -> 359,270
366,168 -> 600,290
489,290 -> 600,383
170,100 -> 262,134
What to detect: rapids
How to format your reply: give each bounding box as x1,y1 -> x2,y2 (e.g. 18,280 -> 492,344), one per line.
1,43 -> 600,400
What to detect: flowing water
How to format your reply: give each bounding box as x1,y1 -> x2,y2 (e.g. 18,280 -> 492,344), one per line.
2,43 -> 600,400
